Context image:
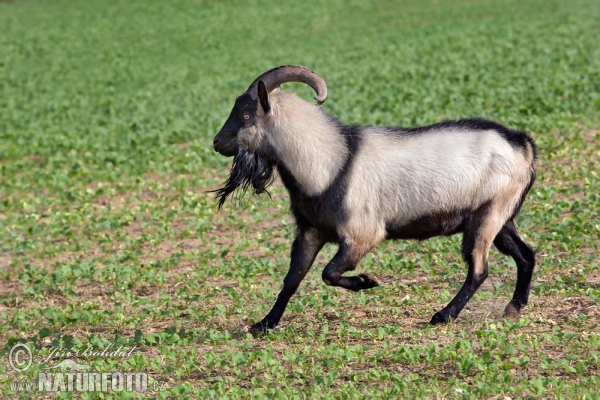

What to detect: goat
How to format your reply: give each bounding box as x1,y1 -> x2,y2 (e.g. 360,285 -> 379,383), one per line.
212,65 -> 537,333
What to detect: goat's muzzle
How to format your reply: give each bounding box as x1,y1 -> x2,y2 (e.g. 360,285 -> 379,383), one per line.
213,121 -> 238,157
213,136 -> 236,157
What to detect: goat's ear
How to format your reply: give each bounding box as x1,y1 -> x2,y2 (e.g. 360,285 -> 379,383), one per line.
257,80 -> 271,115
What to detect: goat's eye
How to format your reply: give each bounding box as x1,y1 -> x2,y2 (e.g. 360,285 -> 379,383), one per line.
242,113 -> 251,121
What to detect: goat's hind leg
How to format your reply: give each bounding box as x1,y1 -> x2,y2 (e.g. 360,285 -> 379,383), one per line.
431,203 -> 503,325
322,242 -> 380,292
493,220 -> 536,318
249,227 -> 324,334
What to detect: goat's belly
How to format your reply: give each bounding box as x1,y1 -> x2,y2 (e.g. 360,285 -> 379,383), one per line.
385,208 -> 472,240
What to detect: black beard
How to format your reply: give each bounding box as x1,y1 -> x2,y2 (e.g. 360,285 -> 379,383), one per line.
213,149 -> 276,209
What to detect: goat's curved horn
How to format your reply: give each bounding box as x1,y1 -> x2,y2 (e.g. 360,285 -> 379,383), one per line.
247,65 -> 327,105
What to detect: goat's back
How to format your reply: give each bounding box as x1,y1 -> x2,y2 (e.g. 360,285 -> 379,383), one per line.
344,124 -> 534,230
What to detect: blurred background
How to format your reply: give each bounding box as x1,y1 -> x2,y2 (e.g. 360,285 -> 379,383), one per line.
2,0 -> 598,189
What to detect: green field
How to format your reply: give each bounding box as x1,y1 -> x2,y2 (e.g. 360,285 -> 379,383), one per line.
1,0 -> 599,398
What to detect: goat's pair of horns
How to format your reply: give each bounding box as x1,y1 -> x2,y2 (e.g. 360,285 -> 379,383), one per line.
246,65 -> 327,105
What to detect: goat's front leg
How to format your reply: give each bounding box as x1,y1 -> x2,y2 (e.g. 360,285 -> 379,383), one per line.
249,227 -> 324,334
322,241 -> 380,292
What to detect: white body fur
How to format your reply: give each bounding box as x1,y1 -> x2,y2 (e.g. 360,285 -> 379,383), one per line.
346,128 -> 532,240
264,91 -> 349,195
263,91 -> 533,248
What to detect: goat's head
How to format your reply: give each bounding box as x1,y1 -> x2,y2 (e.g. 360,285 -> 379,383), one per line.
212,65 -> 327,207
213,65 -> 327,156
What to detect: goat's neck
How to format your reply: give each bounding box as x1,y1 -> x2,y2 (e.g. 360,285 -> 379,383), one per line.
266,93 -> 348,196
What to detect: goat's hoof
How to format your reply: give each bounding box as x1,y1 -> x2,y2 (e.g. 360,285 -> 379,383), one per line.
358,273 -> 380,289
430,312 -> 450,325
503,302 -> 522,319
248,322 -> 270,336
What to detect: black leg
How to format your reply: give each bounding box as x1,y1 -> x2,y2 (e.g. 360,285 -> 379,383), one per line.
493,220 -> 536,318
249,228 -> 324,333
431,203 -> 497,325
321,242 -> 380,292
430,229 -> 489,324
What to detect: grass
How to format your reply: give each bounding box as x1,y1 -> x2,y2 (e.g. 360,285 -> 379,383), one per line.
1,0 -> 599,398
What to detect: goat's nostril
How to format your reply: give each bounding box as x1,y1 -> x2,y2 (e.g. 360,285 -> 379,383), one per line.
213,138 -> 220,145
